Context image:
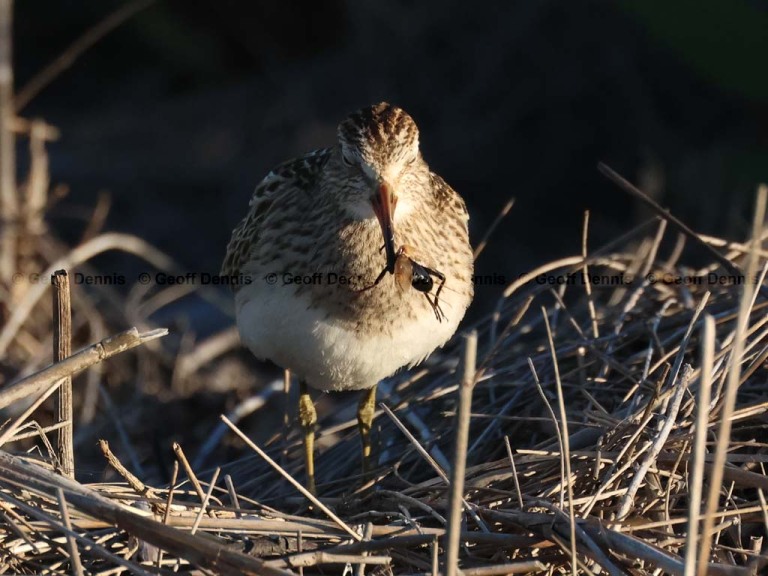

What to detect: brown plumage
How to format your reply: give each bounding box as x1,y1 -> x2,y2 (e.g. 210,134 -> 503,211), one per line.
222,102 -> 473,492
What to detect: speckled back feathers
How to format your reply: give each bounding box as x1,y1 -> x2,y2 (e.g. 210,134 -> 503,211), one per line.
221,148 -> 331,282
222,103 -> 474,391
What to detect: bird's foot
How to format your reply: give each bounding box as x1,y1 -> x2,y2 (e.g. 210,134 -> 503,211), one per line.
298,381 -> 318,495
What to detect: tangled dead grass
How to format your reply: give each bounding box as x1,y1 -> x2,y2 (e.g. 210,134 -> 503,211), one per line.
2,5 -> 764,573
1,178 -> 768,575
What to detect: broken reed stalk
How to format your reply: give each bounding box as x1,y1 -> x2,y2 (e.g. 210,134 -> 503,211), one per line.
52,270 -> 74,479
171,442 -> 209,514
224,474 -> 241,517
0,327 -> 168,410
99,439 -> 161,504
445,330 -> 477,576
0,370 -> 66,446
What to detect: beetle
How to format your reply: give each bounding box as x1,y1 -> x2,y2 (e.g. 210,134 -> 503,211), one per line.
360,245 -> 446,322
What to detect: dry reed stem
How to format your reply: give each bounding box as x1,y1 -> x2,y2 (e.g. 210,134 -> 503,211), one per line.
99,440 -> 161,506
0,327 -> 167,409
580,211 -> 599,339
503,436 -> 524,509
221,414 -> 362,541
5,420 -> 67,443
381,402 -> 451,484
224,473 -> 241,518
2,489 -> 156,575
355,521 -> 374,576
459,561 -> 548,575
174,326 -> 241,380
191,467 -> 220,535
0,371 -> 66,447
22,119 -> 52,237
155,459 -> 178,569
486,509 -> 744,576
55,487 -> 83,576
2,164 -> 767,574
684,313 -> 715,576
445,330 -> 477,576
542,500 -> 624,576
52,270 -> 74,479
542,308 -> 577,574
698,186 -> 766,574
171,442 -> 211,517
380,403 -> 488,532
269,552 -> 391,569
616,363 -> 693,520
0,450 -> 294,576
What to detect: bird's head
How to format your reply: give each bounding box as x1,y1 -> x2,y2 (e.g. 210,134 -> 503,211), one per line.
336,102 -> 426,273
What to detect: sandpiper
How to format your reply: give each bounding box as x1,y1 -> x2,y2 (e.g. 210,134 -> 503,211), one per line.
222,103 -> 474,493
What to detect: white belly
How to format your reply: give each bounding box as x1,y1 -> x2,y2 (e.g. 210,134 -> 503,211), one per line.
235,281 -> 465,391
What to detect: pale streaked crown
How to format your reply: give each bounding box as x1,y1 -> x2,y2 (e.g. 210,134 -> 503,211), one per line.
337,102 -> 421,176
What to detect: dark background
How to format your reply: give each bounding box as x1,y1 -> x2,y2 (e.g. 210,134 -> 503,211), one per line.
14,0 -> 768,326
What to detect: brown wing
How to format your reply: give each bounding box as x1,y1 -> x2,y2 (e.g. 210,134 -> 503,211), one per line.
221,148 -> 331,287
430,171 -> 470,238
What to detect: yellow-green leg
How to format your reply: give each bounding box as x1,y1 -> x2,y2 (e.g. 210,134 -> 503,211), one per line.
298,381 -> 317,494
357,385 -> 377,475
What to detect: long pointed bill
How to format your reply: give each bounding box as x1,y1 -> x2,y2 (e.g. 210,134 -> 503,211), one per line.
372,181 -> 397,273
